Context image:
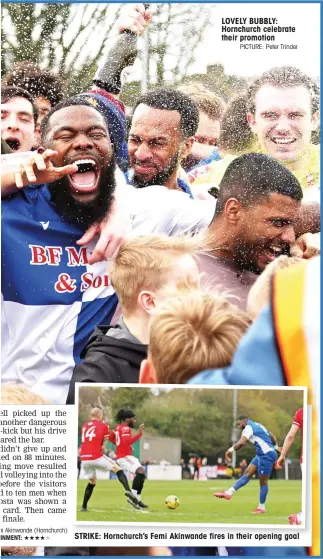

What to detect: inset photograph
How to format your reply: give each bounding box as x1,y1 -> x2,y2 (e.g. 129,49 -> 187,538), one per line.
76,385 -> 305,526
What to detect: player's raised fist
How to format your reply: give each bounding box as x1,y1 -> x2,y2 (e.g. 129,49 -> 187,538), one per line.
118,4 -> 152,36
139,423 -> 145,434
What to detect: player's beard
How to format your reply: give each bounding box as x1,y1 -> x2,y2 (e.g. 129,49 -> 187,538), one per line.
49,156 -> 116,229
132,150 -> 181,188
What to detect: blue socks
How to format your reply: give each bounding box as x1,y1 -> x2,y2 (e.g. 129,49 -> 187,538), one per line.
260,484 -> 269,504
233,474 -> 251,491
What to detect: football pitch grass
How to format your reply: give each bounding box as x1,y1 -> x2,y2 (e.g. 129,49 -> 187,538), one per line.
77,479 -> 301,524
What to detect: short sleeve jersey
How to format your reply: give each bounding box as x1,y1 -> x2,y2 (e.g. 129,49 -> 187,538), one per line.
80,419 -> 109,461
110,423 -> 141,459
242,420 -> 275,456
293,408 -> 303,432
292,408 -> 303,462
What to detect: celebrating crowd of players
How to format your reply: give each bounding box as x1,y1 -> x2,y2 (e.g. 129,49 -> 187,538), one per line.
1,3 -> 319,558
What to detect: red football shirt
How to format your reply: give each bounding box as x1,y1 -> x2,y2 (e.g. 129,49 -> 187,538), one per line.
80,420 -> 109,461
292,408 -> 303,463
109,423 -> 141,459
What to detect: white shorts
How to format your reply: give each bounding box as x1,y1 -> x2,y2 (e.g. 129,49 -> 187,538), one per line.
116,456 -> 142,475
82,455 -> 118,479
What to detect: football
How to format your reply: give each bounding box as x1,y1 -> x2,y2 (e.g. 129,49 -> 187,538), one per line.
165,495 -> 180,509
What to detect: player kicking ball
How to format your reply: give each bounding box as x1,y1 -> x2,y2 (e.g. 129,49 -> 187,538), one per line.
276,408 -> 303,525
79,407 -> 139,511
109,409 -> 147,509
215,415 -> 279,514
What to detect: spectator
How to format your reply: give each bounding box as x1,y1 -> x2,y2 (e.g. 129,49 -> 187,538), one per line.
2,61 -> 64,142
177,82 -> 226,171
1,86 -> 38,152
196,456 -> 202,479
217,94 -> 256,157
239,459 -> 248,477
189,94 -> 257,195
190,66 -> 320,196
1,383 -> 49,404
139,290 -> 250,384
66,234 -> 203,403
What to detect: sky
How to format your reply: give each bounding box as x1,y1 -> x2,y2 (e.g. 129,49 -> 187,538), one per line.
132,3 -> 320,82
3,3 -> 320,83
192,3 -> 320,79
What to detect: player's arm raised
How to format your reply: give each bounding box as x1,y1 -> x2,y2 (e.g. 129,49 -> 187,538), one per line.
128,425 -> 144,444
276,424 -> 299,468
1,149 -> 78,198
93,4 -> 152,99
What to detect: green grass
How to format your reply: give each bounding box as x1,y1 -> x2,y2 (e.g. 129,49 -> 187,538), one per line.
77,479 -> 301,525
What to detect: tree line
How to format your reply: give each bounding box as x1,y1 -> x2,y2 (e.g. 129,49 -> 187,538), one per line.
78,387 -> 303,461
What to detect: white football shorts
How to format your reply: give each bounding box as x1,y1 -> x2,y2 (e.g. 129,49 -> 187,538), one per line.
116,456 -> 142,475
82,455 -> 118,479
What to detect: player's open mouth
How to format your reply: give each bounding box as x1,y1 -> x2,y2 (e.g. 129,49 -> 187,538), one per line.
271,137 -> 297,145
5,137 -> 21,151
263,245 -> 284,262
68,157 -> 100,194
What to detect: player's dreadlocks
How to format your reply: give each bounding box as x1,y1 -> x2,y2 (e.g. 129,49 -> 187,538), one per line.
116,409 -> 136,423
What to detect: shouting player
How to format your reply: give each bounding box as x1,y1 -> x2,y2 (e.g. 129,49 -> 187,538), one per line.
109,409 -> 147,509
215,415 -> 278,514
276,408 -> 303,525
79,407 -> 139,511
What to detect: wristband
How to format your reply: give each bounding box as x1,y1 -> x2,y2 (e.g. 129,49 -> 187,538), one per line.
228,446 -> 235,453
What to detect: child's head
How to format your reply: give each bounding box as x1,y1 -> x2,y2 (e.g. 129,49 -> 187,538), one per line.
110,234 -> 204,318
247,255 -> 302,318
1,383 -> 49,404
140,290 -> 250,384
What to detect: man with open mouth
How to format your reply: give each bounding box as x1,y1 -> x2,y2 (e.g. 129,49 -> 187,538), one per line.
1,95 -> 216,405
198,152 -> 303,310
1,86 -> 38,153
2,61 -> 64,147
